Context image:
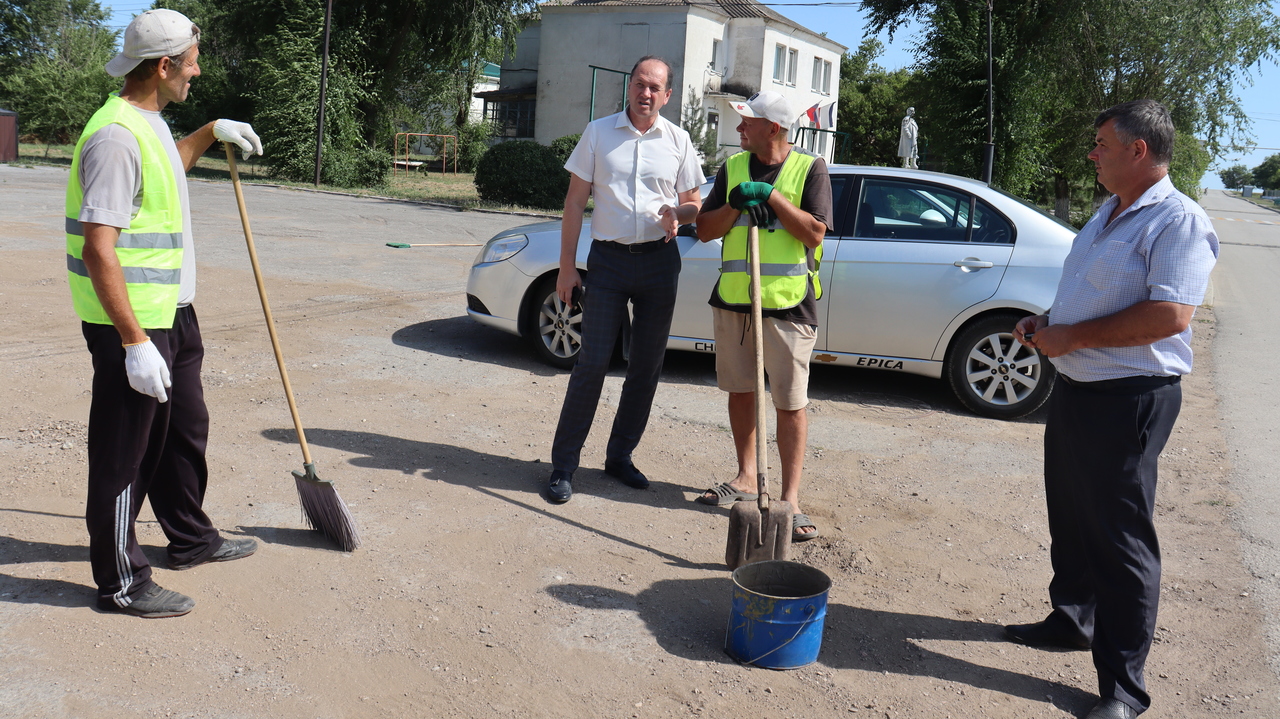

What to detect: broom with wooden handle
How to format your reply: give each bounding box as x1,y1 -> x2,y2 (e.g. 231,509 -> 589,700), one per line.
225,142 -> 360,551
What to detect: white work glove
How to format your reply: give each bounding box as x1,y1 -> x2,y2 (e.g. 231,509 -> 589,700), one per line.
124,339 -> 172,403
213,119 -> 263,159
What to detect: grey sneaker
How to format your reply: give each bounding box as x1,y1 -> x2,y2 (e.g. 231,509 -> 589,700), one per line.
102,584 -> 195,618
168,537 -> 258,570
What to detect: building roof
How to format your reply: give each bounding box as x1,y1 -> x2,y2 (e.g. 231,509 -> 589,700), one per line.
540,0 -> 813,37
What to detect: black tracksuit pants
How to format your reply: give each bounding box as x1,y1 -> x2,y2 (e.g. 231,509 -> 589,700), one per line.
1043,374 -> 1182,715
83,305 -> 222,609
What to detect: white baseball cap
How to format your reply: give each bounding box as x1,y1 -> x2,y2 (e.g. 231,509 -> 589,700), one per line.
729,91 -> 794,127
106,9 -> 201,78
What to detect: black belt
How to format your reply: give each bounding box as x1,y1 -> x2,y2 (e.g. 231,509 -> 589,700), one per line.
1059,374 -> 1180,392
593,238 -> 667,254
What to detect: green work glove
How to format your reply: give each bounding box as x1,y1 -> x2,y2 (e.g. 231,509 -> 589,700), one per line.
728,181 -> 774,210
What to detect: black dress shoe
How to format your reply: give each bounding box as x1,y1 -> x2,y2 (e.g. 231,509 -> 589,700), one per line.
1085,698 -> 1138,719
604,459 -> 649,489
547,470 -> 573,503
1004,620 -> 1091,650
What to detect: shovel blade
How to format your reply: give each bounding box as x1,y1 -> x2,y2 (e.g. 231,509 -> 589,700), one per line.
726,499 -> 793,570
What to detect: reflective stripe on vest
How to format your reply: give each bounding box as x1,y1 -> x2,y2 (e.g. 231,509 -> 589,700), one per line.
716,149 -> 822,310
65,94 -> 183,329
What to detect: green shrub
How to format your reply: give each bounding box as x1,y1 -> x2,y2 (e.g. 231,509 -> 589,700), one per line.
474,140 -> 568,209
549,133 -> 581,164
455,120 -> 494,173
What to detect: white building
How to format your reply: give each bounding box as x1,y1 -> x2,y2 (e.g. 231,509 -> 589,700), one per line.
479,0 -> 845,162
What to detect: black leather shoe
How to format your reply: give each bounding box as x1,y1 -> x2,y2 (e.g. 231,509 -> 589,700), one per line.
547,470 -> 573,503
604,459 -> 649,489
1003,620 -> 1091,650
1085,698 -> 1138,719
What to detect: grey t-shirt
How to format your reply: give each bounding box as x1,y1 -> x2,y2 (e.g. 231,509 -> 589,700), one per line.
77,108 -> 195,306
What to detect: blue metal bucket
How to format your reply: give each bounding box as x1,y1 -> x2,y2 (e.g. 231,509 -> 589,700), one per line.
726,560 -> 831,669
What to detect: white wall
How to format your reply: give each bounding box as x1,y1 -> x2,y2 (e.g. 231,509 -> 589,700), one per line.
537,5 -> 691,144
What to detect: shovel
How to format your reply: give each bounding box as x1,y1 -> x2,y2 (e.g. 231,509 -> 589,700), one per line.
726,221 -> 793,570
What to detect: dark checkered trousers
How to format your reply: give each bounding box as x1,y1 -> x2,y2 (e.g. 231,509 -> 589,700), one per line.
550,238 -> 681,474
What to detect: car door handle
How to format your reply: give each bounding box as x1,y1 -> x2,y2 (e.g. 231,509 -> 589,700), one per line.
954,258 -> 994,270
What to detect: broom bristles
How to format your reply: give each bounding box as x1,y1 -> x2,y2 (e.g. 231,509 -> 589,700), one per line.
294,472 -> 360,552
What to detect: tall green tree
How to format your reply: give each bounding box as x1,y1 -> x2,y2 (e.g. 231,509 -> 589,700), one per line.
0,3 -> 117,143
0,0 -> 109,77
835,38 -> 917,166
1218,164 -> 1253,190
1254,154 -> 1280,190
156,0 -> 532,144
860,0 -> 1280,213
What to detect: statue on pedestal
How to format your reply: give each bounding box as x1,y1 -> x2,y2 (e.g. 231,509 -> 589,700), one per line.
898,107 -> 919,169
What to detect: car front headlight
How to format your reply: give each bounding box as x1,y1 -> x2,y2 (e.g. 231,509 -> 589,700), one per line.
476,234 -> 529,265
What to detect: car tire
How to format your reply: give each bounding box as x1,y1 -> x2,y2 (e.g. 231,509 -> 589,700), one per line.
526,276 -> 584,370
945,313 -> 1055,419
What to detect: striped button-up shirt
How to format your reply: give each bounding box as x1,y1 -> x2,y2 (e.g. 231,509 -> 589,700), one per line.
1048,175 -> 1219,382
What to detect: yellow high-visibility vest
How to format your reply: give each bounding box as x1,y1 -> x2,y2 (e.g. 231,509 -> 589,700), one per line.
66,94 -> 183,329
716,149 -> 822,310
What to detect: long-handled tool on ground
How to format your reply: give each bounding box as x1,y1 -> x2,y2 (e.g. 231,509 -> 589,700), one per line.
726,221 -> 792,570
385,242 -> 482,248
225,142 -> 360,552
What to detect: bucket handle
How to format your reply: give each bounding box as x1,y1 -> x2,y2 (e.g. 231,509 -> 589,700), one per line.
740,604 -> 818,667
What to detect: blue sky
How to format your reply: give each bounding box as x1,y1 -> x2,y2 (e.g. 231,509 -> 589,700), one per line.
103,1 -> 1279,189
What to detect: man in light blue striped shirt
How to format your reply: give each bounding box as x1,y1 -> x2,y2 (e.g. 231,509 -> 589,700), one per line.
1003,100 -> 1218,719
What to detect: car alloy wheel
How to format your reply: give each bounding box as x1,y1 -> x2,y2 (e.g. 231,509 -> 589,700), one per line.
527,277 -> 583,369
946,313 -> 1054,419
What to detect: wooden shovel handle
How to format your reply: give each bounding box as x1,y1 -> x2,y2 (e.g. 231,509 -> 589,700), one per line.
749,223 -> 769,512
225,143 -> 313,465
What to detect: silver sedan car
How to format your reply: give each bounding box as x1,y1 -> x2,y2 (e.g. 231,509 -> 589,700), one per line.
465,165 -> 1076,419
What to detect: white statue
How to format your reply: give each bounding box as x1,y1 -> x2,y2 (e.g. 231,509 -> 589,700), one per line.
898,107 -> 919,169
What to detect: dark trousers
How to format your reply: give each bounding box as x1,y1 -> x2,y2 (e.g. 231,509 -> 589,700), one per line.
83,305 -> 221,609
1043,374 -> 1181,714
551,239 -> 680,474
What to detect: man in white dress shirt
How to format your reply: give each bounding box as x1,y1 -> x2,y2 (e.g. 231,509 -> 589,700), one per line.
545,56 -> 704,503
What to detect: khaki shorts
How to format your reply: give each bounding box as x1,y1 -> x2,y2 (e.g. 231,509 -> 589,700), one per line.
712,307 -> 817,410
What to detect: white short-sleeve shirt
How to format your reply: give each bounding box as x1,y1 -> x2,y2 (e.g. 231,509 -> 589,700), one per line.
563,111 -> 705,243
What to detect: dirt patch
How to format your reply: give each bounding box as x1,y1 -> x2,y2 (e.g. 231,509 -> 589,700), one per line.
0,165 -> 1271,718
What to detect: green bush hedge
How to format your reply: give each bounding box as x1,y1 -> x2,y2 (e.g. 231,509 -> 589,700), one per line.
549,133 -> 581,164
474,140 -> 568,210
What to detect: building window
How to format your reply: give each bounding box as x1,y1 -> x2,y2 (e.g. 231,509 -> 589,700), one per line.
812,58 -> 832,94
484,99 -> 535,138
818,131 -> 828,155
773,44 -> 786,82
787,48 -> 798,85
711,39 -> 720,71
707,112 -> 719,136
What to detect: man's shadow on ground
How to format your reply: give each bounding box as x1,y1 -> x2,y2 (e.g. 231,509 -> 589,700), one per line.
262,427 -> 722,570
549,576 -> 1095,714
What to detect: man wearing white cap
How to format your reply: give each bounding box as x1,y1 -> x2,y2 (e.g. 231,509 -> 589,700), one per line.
66,9 -> 263,618
694,91 -> 831,542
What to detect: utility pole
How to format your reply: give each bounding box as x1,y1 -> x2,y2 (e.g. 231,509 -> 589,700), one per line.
981,0 -> 995,184
313,0 -> 334,187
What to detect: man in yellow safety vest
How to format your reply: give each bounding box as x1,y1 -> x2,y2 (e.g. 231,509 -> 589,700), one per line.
693,91 -> 832,542
66,9 -> 263,618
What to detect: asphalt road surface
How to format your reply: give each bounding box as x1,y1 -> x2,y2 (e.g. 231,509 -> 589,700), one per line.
1201,189 -> 1280,666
